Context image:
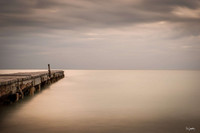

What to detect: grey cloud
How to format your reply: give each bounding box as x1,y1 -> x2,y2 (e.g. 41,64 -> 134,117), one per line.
0,0 -> 199,31
0,0 -> 200,69
141,0 -> 200,9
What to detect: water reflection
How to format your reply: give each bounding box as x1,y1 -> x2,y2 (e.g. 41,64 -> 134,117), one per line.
0,70 -> 200,133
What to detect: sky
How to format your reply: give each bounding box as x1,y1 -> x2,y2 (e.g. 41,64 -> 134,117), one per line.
0,0 -> 200,69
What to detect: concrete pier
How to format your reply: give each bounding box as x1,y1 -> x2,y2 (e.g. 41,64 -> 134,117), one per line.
0,70 -> 64,104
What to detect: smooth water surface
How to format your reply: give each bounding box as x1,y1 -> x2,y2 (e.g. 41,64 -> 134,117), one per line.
0,70 -> 200,133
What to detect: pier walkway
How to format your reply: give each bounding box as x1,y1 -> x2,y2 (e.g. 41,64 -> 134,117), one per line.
0,70 -> 64,104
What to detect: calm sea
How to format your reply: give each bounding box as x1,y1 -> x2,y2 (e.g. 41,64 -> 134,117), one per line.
0,70 -> 200,133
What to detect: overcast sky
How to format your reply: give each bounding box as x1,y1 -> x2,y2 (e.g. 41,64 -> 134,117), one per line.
0,0 -> 200,69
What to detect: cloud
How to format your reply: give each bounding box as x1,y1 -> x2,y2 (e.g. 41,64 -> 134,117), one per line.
0,0 -> 199,30
0,0 -> 200,69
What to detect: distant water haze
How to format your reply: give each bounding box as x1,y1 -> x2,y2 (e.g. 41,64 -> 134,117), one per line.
0,70 -> 200,133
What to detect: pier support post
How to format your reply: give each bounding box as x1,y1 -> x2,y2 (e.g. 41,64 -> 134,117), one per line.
30,87 -> 35,96
15,93 -> 19,102
19,89 -> 24,99
47,78 -> 51,85
35,84 -> 41,92
38,84 -> 41,92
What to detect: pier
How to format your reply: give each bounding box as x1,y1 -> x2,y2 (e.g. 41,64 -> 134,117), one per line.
0,66 -> 64,104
